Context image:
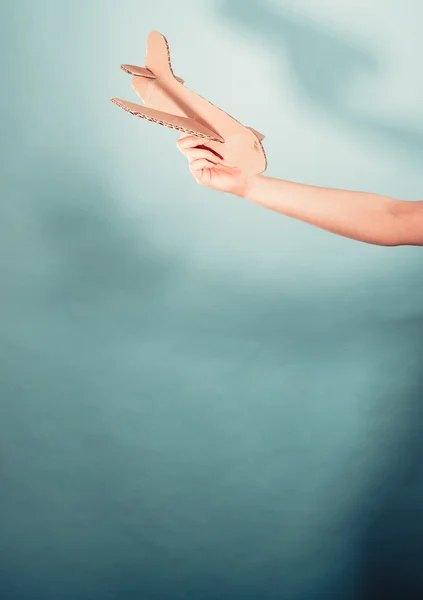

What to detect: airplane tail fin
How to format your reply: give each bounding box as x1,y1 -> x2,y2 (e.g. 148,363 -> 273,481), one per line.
120,32 -> 184,84
145,30 -> 174,79
120,63 -> 184,85
120,65 -> 156,78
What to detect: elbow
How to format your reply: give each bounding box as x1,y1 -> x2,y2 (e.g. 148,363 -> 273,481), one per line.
376,234 -> 404,247
375,199 -> 414,247
385,199 -> 423,247
374,230 -> 407,248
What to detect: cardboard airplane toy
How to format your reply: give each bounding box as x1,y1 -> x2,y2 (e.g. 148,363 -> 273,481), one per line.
110,30 -> 267,175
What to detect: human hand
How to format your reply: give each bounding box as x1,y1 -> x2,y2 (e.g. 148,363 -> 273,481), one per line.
176,134 -> 252,198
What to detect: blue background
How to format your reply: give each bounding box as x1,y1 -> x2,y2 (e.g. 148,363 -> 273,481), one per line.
1,1 -> 422,598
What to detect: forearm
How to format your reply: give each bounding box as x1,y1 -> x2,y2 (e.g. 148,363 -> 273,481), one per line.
243,174 -> 403,246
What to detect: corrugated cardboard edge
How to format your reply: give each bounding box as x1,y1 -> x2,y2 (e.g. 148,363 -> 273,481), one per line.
110,98 -> 224,143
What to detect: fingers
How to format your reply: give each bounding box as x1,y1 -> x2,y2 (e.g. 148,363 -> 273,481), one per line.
189,158 -> 215,172
177,135 -> 224,165
185,147 -> 222,164
189,159 -> 213,185
177,134 -> 205,151
177,135 -> 221,187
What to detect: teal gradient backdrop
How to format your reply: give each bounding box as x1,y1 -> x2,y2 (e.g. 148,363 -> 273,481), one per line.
1,1 -> 422,599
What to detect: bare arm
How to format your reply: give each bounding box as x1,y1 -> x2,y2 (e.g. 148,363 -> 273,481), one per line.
244,175 -> 423,247
177,135 -> 423,247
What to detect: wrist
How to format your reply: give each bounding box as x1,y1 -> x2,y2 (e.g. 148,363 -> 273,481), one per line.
240,173 -> 266,200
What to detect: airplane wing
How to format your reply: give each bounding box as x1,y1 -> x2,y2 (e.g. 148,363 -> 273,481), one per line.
110,98 -> 224,143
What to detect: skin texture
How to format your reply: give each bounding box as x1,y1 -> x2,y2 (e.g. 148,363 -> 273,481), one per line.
177,134 -> 423,247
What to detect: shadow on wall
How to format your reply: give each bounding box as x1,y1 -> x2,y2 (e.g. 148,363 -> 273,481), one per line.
357,354 -> 423,600
0,150 -> 186,600
217,0 -> 423,162
29,159 -> 176,329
